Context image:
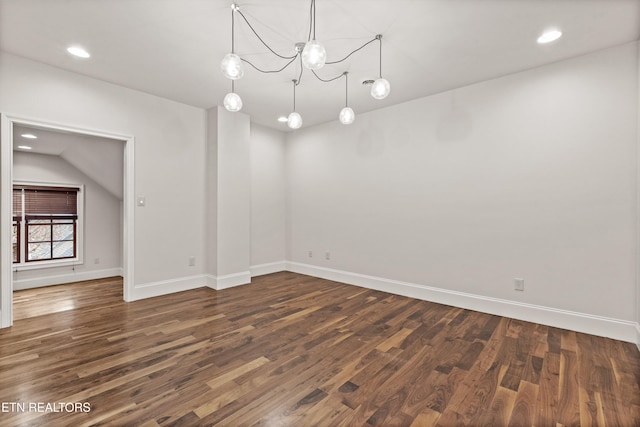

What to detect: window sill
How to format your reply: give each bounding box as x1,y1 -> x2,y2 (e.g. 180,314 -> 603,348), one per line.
13,258 -> 84,271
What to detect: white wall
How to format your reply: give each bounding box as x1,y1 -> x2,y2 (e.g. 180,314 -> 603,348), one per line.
637,40 -> 640,349
250,124 -> 286,270
0,52 -> 207,297
12,152 -> 122,289
286,42 -> 639,340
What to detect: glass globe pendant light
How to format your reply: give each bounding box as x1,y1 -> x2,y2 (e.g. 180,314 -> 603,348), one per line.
221,4 -> 244,80
371,78 -> 390,100
221,53 -> 244,80
301,40 -> 326,70
223,80 -> 243,112
288,112 -> 302,129
224,92 -> 242,112
339,72 -> 355,125
339,107 -> 354,125
287,79 -> 303,129
301,0 -> 326,70
371,34 -> 390,100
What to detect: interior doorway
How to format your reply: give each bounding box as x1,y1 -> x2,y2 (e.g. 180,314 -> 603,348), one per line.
1,114 -> 135,327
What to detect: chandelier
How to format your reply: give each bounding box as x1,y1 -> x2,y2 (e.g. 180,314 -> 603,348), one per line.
220,0 -> 391,128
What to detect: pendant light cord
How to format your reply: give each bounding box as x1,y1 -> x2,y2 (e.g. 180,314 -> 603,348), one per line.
233,1 -> 381,82
240,32 -> 379,77
228,1 -> 386,105
243,56 -> 298,74
344,72 -> 348,107
236,10 -> 297,60
325,36 -> 378,65
312,0 -> 317,40
292,79 -> 297,111
311,69 -> 345,83
378,34 -> 383,78
231,7 -> 235,53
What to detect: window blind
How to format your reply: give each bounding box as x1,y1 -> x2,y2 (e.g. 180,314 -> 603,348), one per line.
15,186 -> 80,220
12,189 -> 21,221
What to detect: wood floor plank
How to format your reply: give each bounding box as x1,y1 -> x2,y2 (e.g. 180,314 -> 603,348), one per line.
407,367 -> 466,417
508,380 -> 539,427
409,408 -> 441,427
556,349 -> 581,426
1,272 -> 638,426
537,351 -> 561,426
475,385 -> 517,426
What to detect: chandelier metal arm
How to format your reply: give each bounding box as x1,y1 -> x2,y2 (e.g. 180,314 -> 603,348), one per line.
325,36 -> 379,65
236,9 -> 298,60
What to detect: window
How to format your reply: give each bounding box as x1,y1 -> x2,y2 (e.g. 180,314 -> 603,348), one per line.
12,184 -> 81,265
12,188 -> 21,263
26,218 -> 76,261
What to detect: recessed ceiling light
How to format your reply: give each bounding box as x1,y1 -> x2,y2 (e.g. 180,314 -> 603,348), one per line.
67,46 -> 91,58
21,133 -> 37,139
537,29 -> 562,44
17,145 -> 32,150
277,116 -> 289,123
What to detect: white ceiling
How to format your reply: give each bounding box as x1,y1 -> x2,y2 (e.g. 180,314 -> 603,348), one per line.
1,0 -> 639,130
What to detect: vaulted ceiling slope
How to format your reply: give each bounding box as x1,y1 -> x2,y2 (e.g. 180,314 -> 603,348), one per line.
13,125 -> 124,200
1,0 -> 639,129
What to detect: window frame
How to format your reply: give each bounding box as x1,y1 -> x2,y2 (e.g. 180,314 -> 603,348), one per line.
12,182 -> 84,270
12,218 -> 20,264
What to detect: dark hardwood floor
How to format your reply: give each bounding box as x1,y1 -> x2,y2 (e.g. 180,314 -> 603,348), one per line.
2,272 -> 639,426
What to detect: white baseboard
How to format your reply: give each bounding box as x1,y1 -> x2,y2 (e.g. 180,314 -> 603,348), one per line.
206,271 -> 251,290
130,274 -> 206,301
13,259 -> 636,345
286,261 -> 638,344
251,261 -> 286,277
131,270 -> 252,300
13,267 -> 123,291
205,274 -> 217,290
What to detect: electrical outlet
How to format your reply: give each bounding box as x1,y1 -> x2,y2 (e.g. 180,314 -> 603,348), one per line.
189,256 -> 196,267
308,250 -> 313,258
514,278 -> 524,291
325,251 -> 331,260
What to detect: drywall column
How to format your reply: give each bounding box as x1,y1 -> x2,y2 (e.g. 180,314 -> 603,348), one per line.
205,108 -> 218,285
205,107 -> 251,289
